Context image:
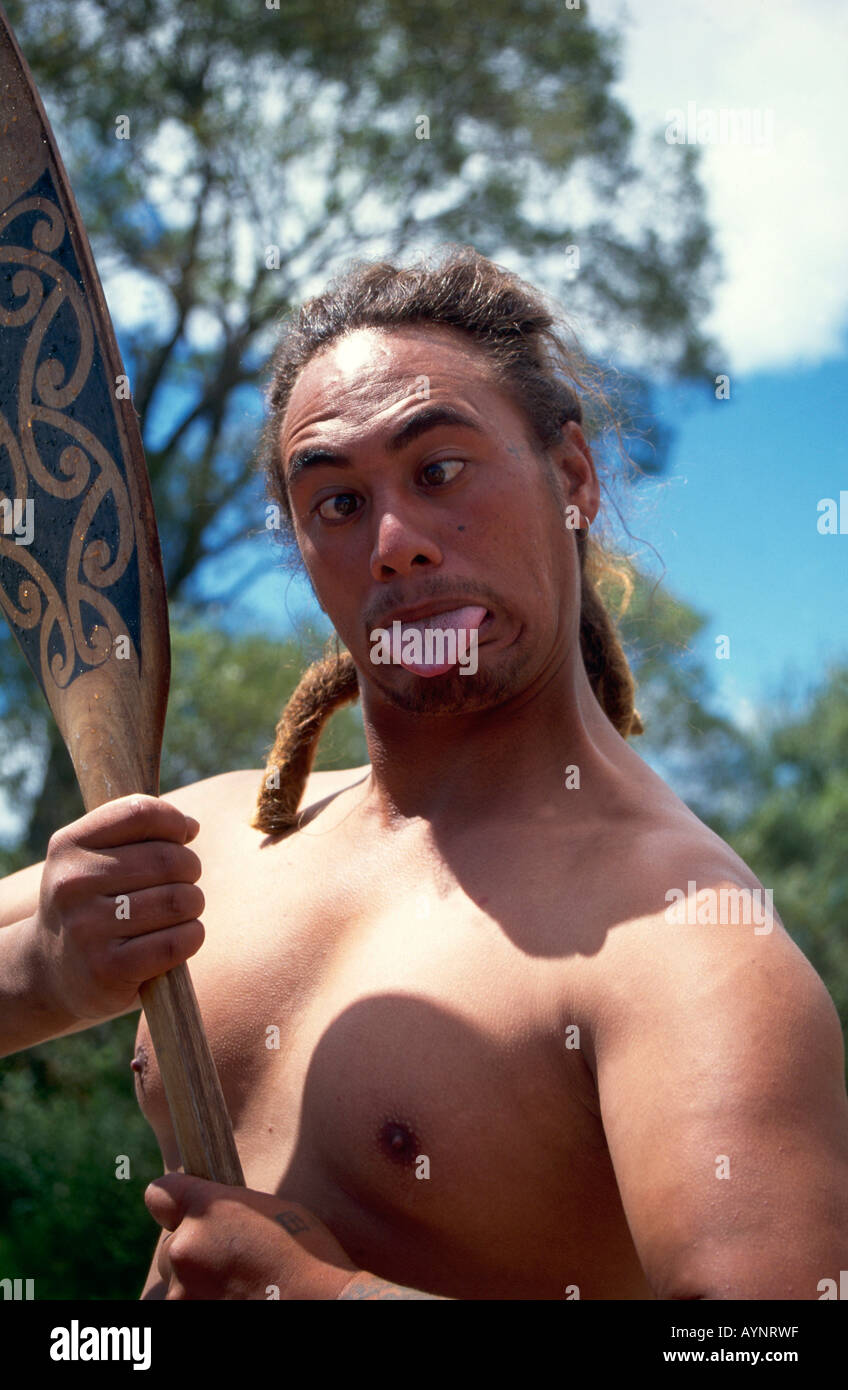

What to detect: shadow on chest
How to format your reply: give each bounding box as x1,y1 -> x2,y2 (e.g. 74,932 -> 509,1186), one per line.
284,991 -> 586,1214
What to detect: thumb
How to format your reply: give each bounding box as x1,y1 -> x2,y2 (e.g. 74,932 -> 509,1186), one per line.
144,1171 -> 208,1229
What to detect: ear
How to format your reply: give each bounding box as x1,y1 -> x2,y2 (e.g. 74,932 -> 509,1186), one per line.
546,421 -> 600,528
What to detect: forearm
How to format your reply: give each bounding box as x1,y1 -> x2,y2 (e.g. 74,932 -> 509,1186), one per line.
0,914 -> 88,1056
336,1271 -> 451,1300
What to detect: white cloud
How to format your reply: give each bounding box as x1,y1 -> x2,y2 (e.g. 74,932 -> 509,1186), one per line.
590,0 -> 848,371
99,1 -> 848,377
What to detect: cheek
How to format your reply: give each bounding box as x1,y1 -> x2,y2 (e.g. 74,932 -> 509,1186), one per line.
470,479 -> 560,562
295,518 -> 341,579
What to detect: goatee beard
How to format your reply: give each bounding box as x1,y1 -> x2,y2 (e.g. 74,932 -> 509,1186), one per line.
364,656 -> 524,715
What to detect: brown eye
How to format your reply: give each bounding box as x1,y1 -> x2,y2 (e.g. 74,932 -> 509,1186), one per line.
317,493 -> 360,521
420,458 -> 464,486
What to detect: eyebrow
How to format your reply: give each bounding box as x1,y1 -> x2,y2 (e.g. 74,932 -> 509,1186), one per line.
285,404 -> 484,487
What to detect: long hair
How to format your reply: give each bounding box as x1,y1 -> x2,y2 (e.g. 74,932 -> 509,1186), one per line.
253,247 -> 643,835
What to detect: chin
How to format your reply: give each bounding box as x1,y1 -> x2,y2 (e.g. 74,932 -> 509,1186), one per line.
365,658 -> 525,716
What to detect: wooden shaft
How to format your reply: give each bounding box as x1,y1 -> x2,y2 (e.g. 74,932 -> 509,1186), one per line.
139,970 -> 245,1186
0,7 -> 245,1188
67,680 -> 245,1187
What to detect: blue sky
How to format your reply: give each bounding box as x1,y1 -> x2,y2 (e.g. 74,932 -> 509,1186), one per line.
587,0 -> 848,728
186,0 -> 848,734
637,354 -> 848,725
4,0 -> 846,851
188,348 -> 848,735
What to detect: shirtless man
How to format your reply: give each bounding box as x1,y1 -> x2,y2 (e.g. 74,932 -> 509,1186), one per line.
1,250 -> 847,1301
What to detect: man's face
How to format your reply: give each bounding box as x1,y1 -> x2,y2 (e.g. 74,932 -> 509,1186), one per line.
279,324 -> 598,714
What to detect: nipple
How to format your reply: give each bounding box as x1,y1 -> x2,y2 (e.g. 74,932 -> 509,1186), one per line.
130,1043 -> 148,1090
377,1119 -> 420,1167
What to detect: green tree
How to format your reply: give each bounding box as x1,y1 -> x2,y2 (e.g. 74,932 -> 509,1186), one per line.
724,666 -> 848,1046
4,616 -> 846,1298
158,613 -> 367,793
0,0 -> 719,856
615,569 -> 757,829
0,622 -> 369,1299
0,1 -> 737,1300
0,1017 -> 161,1299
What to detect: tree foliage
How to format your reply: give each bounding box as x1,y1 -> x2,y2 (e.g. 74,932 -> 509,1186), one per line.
10,0 -> 831,1303
0,0 -> 719,855
726,667 -> 848,1035
3,0 -> 717,599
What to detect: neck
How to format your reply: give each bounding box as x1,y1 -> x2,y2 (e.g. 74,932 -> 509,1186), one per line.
356,648 -> 641,834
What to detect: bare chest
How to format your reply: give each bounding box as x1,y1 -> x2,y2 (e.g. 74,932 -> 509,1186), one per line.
131,837 -> 646,1296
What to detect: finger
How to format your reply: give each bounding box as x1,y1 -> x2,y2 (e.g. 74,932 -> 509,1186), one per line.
144,1173 -> 218,1228
98,881 -> 205,937
156,1231 -> 174,1282
144,1173 -> 192,1230
59,795 -> 200,851
154,1231 -> 186,1301
82,840 -> 203,893
109,918 -> 205,981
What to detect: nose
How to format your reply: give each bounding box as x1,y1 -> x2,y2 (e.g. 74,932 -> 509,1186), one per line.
369,504 -> 443,580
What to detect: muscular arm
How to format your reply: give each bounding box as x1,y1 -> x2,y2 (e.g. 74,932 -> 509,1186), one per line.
593,874 -> 848,1299
0,772 -> 261,1054
0,861 -> 138,1054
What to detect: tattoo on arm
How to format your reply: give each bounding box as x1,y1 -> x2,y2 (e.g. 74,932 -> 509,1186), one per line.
338,1273 -> 449,1300
275,1210 -> 311,1235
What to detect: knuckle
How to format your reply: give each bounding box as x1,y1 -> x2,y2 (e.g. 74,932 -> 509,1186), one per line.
160,933 -> 179,968
50,865 -> 81,909
165,886 -> 183,918
167,1236 -> 187,1266
46,828 -> 66,859
168,1235 -> 201,1275
151,842 -> 176,879
167,885 -> 198,919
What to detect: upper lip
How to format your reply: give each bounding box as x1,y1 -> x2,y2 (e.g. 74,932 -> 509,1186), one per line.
379,598 -> 489,625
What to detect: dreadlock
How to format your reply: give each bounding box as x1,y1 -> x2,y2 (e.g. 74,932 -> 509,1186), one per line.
253,247 -> 643,835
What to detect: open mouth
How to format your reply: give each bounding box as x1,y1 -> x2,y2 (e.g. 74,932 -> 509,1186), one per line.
375,604 -> 489,677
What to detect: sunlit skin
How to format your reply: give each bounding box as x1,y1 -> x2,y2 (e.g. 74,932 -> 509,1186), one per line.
282,324 -> 646,828
4,324 -> 846,1302
132,325 -> 846,1299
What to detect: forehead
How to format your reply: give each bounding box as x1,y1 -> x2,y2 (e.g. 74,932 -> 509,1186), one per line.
280,324 -> 511,456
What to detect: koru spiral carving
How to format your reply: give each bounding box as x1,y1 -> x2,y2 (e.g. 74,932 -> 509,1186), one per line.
0,165 -> 142,695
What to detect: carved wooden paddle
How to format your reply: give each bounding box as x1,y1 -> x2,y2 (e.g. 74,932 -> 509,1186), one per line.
0,5 -> 244,1186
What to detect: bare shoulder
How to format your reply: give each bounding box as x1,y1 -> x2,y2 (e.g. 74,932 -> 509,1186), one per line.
0,767 -> 372,932
160,765 -> 372,833
584,812 -> 848,1299
585,810 -> 844,1081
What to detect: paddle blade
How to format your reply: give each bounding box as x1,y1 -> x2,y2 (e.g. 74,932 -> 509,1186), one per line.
0,7 -> 169,808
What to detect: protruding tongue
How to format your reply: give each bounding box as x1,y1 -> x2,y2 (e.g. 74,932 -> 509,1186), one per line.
391,605 -> 487,676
